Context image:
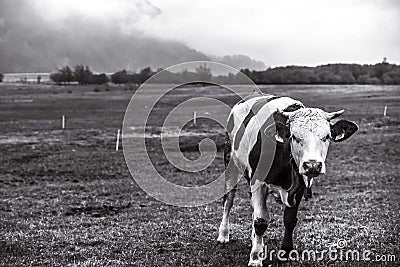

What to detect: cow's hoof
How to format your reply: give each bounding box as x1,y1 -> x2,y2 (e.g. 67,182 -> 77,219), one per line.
248,259 -> 263,267
217,234 -> 229,243
217,227 -> 229,243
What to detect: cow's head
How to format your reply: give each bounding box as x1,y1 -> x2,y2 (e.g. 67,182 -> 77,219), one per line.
266,107 -> 358,188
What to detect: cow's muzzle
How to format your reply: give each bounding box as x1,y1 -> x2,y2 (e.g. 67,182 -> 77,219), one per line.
303,160 -> 322,177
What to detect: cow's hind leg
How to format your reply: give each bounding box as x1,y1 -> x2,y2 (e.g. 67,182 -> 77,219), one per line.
217,133 -> 240,243
217,160 -> 240,243
248,181 -> 269,267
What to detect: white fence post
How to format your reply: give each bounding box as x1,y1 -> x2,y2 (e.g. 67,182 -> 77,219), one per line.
62,115 -> 65,129
116,129 -> 121,151
384,105 -> 387,116
193,111 -> 197,126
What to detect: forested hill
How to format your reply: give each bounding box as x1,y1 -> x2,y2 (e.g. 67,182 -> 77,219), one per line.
240,63 -> 400,85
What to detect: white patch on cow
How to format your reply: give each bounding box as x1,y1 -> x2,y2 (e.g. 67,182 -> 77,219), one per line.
269,184 -> 291,207
229,96 -> 266,139
333,130 -> 345,141
253,181 -> 292,207
274,133 -> 284,143
302,175 -> 314,188
250,179 -> 263,193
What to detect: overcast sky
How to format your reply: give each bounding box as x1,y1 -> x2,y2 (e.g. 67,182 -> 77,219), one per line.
24,0 -> 400,67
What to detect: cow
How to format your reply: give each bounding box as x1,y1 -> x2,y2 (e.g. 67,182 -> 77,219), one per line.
217,94 -> 358,266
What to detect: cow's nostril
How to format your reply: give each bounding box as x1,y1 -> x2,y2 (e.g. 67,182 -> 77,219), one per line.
303,162 -> 310,171
303,161 -> 322,174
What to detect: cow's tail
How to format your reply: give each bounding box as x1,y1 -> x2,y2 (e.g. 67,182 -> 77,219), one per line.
223,131 -> 231,168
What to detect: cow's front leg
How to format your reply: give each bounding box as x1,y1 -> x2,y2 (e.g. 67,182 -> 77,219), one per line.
248,181 -> 269,267
217,184 -> 237,243
281,189 -> 303,254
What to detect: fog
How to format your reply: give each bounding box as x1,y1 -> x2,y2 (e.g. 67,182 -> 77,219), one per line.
1,0 -> 398,73
0,0 -> 265,73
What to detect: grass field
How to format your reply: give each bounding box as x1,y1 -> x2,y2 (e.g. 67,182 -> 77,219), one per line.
0,83 -> 399,266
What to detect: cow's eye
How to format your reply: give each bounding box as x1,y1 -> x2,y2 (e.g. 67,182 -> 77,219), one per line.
321,134 -> 330,142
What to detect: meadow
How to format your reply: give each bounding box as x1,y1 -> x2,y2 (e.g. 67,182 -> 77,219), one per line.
0,83 -> 399,266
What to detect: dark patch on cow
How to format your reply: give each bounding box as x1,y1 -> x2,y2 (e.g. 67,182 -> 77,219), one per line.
272,111 -> 291,140
283,103 -> 303,112
223,132 -> 231,168
233,111 -> 255,150
233,97 -> 277,150
248,131 -> 262,179
304,187 -> 313,201
287,163 -> 304,206
254,218 -> 268,236
226,115 -> 234,133
266,95 -> 281,102
244,168 -> 250,184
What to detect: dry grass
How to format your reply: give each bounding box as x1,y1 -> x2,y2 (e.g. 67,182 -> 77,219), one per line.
0,83 -> 399,266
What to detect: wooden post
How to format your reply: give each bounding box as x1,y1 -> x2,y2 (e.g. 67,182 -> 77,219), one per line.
384,106 -> 387,116
116,129 -> 120,151
62,115 -> 65,129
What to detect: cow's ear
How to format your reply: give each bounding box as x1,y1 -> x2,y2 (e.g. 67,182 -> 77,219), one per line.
326,110 -> 344,121
264,111 -> 290,143
330,120 -> 358,142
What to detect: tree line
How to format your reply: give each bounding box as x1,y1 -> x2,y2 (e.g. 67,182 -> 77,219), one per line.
50,66 -> 109,85
240,63 -> 400,85
49,62 -> 400,85
145,62 -> 400,85
1,62 -> 399,85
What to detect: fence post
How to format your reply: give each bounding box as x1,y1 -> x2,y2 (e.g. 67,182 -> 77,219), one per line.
116,129 -> 121,151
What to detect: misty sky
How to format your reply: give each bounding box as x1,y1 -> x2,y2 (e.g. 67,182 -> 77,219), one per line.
1,0 -> 399,72
43,0 -> 400,66
137,0 -> 400,66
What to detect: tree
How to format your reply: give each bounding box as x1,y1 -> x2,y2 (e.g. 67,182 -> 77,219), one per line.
74,65 -> 93,85
63,66 -> 74,84
241,68 -> 251,77
195,64 -> 212,81
50,72 -> 62,84
337,70 -> 356,84
134,67 -> 154,84
111,69 -> 134,84
382,69 -> 400,84
89,73 -> 109,84
50,66 -> 76,84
